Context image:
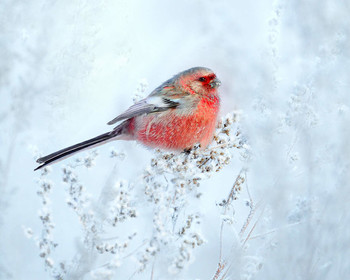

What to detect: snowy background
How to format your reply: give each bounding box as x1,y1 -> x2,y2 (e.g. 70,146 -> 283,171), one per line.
1,0 -> 350,279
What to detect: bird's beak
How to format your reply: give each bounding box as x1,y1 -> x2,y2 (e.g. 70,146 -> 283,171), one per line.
210,77 -> 221,88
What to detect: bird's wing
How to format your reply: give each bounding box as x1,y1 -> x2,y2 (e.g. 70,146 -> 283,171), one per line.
107,95 -> 180,125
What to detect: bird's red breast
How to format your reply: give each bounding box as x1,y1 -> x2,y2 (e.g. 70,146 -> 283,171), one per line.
131,94 -> 220,150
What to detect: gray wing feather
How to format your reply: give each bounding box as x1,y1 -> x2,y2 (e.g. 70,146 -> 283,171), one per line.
107,97 -> 179,125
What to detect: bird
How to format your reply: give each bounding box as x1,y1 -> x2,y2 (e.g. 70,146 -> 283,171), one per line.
34,67 -> 221,171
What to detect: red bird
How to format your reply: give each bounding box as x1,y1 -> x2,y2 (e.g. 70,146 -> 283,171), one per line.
35,67 -> 221,170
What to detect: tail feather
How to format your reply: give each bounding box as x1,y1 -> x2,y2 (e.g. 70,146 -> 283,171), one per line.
34,131 -> 115,171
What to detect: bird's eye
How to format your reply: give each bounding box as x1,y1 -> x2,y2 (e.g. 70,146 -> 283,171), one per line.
198,77 -> 206,82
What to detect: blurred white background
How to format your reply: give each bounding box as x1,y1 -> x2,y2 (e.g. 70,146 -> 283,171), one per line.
1,0 -> 349,279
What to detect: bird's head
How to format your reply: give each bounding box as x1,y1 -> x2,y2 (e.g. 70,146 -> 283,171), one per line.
177,67 -> 221,96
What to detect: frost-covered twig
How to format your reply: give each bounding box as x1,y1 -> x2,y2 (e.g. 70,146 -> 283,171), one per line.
137,112 -> 247,275
62,151 -> 137,279
212,262 -> 228,280
32,166 -> 66,279
213,167 -> 265,280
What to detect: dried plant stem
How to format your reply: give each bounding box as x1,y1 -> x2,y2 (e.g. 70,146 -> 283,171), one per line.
242,206 -> 265,245
249,221 -> 301,240
239,201 -> 261,238
212,262 -> 227,280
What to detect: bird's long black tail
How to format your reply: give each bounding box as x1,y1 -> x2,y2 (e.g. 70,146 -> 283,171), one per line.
34,131 -> 116,171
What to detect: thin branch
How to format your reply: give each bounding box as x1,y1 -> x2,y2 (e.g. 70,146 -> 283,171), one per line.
212,262 -> 227,280
239,200 -> 261,238
150,257 -> 156,280
219,221 -> 225,263
123,240 -> 149,260
221,168 -> 246,208
249,221 -> 301,240
242,206 -> 265,245
245,169 -> 253,207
